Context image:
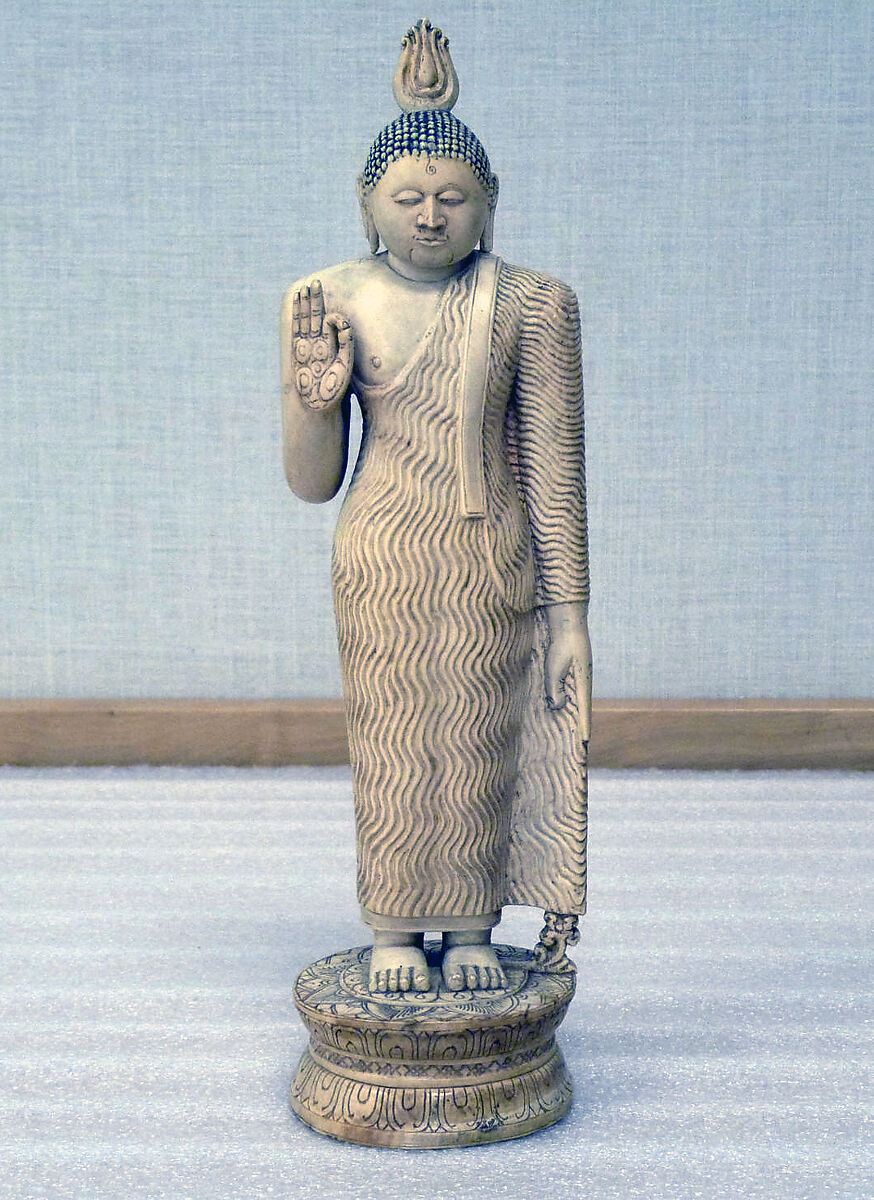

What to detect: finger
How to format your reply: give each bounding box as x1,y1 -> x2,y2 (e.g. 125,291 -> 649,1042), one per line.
309,279 -> 325,335
546,675 -> 567,711
319,316 -> 353,406
577,657 -> 593,742
299,285 -> 312,337
545,651 -> 570,711
291,290 -> 302,339
325,313 -> 354,372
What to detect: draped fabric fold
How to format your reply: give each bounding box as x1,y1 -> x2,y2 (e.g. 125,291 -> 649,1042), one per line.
333,253 -> 588,928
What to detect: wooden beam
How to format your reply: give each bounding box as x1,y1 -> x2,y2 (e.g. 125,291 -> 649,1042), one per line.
0,699 -> 870,769
0,700 -> 348,767
592,699 -> 874,770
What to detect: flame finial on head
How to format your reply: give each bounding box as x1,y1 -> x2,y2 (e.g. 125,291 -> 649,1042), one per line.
393,19 -> 459,112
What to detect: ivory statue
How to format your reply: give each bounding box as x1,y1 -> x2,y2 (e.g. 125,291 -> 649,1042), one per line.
282,20 -> 591,1000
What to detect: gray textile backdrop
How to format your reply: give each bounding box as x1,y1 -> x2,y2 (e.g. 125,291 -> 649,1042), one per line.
1,0 -> 872,700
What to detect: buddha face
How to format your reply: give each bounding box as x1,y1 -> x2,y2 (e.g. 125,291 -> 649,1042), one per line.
364,156 -> 492,280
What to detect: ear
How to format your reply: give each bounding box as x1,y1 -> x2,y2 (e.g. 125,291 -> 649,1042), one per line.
356,176 -> 379,254
480,175 -> 498,253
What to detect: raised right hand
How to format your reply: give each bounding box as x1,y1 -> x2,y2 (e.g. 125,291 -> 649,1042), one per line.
291,280 -> 354,410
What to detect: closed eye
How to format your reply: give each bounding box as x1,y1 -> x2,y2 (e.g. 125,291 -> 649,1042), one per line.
392,190 -> 424,205
437,190 -> 466,205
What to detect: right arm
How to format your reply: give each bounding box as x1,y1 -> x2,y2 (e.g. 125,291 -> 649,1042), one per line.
280,279 -> 354,503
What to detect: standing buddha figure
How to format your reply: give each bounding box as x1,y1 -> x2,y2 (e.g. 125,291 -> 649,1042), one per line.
282,21 -> 591,995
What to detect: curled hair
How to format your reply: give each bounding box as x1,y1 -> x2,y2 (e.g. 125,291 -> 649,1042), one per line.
361,110 -> 498,203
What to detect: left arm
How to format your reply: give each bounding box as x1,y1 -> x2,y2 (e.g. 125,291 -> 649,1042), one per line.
512,277 -> 591,740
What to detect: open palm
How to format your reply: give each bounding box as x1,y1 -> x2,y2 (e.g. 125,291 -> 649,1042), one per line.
291,280 -> 354,410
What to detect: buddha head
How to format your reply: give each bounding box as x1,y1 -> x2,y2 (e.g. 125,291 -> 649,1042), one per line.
357,21 -> 499,276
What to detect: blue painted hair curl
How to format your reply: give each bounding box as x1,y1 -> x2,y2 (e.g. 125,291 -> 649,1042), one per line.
361,110 -> 497,199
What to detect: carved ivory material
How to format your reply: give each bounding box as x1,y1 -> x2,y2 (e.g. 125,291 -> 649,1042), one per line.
291,946 -> 575,1148
393,19 -> 459,113
283,19 -> 591,1145
333,257 -> 588,930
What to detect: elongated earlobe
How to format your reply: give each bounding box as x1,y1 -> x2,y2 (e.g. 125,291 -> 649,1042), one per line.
480,207 -> 496,253
480,176 -> 498,253
356,176 -> 380,254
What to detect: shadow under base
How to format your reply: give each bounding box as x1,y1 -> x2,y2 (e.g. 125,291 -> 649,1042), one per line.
290,943 -> 576,1149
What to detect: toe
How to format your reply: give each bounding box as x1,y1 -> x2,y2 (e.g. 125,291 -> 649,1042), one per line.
387,967 -> 400,992
398,967 -> 412,992
413,968 -> 431,991
446,969 -> 464,991
463,965 -> 478,990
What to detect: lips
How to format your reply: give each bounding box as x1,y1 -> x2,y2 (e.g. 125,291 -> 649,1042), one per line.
413,235 -> 449,245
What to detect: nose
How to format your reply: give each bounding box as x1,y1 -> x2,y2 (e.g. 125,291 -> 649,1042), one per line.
416,196 -> 445,230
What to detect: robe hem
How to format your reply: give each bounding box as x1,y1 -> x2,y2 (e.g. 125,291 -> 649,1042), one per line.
360,908 -> 502,933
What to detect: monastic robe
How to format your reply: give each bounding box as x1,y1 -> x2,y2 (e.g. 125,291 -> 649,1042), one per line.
332,253 -> 588,931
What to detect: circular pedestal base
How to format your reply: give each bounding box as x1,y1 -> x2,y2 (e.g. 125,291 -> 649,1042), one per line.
290,944 -> 575,1149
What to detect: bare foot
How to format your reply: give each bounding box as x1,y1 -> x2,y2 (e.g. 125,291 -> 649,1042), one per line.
369,944 -> 431,993
441,944 -> 507,992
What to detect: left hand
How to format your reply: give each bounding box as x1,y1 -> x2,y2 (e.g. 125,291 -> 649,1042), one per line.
544,602 -> 592,743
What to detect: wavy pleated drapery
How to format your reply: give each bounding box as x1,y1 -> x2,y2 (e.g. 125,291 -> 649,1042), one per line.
332,256 -> 588,925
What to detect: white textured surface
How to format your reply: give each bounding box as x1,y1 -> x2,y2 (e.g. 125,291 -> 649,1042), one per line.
1,1 -> 873,699
1,767 -> 872,1199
